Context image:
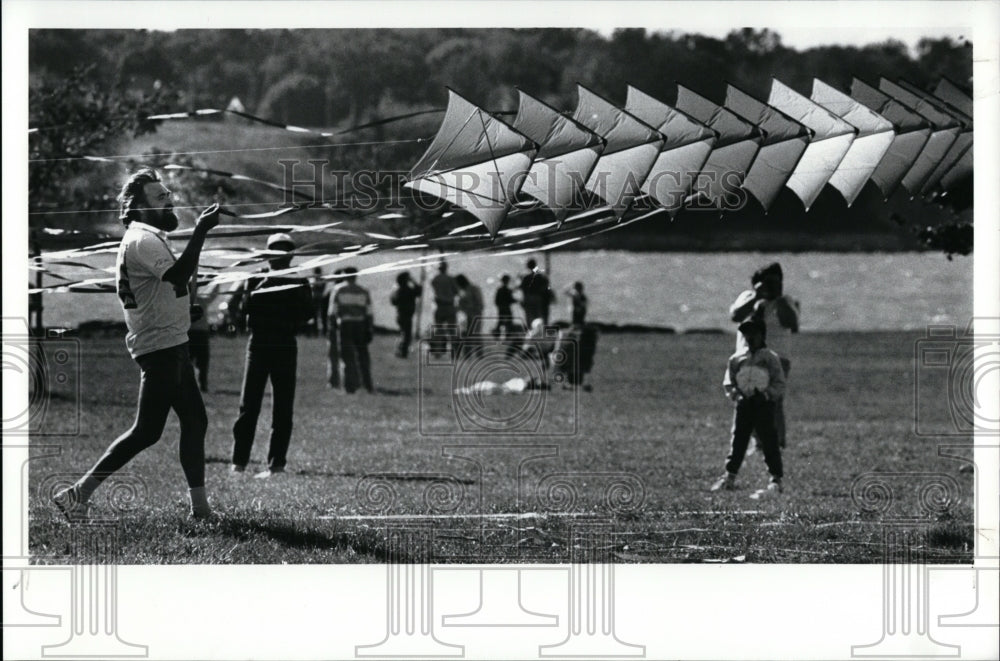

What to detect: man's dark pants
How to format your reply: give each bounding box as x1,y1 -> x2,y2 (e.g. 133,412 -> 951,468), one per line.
339,321 -> 373,393
493,313 -> 520,356
431,304 -> 457,356
396,313 -> 414,358
187,329 -> 210,391
726,394 -> 783,480
232,338 -> 297,470
87,343 -> 208,487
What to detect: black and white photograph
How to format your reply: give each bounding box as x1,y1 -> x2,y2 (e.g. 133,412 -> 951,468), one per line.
4,1 -> 999,659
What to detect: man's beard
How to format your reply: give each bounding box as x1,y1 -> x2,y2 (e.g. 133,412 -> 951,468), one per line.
160,208 -> 179,232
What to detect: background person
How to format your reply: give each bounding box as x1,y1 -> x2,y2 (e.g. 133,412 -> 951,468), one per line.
389,270 -> 421,358
310,266 -> 329,336
519,258 -> 554,325
455,274 -> 485,358
325,268 -> 346,388
563,281 -> 588,325
522,318 -> 557,390
729,262 -> 799,448
455,274 -> 484,335
429,260 -> 459,356
187,278 -> 211,392
54,168 -> 220,520
493,274 -> 518,345
333,266 -> 375,394
231,233 -> 313,478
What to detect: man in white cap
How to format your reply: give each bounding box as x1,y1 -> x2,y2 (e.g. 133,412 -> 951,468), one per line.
231,233 -> 313,478
54,168 -> 220,520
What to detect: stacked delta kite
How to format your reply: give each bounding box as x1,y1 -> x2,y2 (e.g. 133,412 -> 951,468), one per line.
29,75 -> 974,294
404,76 -> 972,235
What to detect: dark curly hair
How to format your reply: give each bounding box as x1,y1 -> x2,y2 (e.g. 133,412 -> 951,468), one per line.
117,168 -> 161,226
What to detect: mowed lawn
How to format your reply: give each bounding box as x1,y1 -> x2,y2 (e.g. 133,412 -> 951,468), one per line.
28,331 -> 973,564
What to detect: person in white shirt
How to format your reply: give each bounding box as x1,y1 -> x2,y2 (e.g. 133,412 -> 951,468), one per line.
54,168 -> 220,520
729,262 -> 799,448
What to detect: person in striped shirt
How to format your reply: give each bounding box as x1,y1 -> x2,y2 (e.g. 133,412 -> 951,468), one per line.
333,267 -> 375,394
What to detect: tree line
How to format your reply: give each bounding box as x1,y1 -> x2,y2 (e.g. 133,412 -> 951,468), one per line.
28,29 -> 972,255
30,28 -> 971,128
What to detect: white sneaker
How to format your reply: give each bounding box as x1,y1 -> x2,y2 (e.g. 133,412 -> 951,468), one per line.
53,488 -> 91,523
254,467 -> 285,479
230,464 -> 247,474
189,506 -> 216,521
749,481 -> 784,500
710,473 -> 737,491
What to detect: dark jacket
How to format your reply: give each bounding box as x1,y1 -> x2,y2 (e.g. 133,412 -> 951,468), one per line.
242,273 -> 313,344
390,282 -> 422,317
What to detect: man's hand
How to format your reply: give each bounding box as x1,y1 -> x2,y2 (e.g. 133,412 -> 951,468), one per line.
196,203 -> 221,233
163,204 -> 220,287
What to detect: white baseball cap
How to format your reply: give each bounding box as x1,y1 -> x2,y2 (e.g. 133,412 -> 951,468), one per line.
267,233 -> 295,250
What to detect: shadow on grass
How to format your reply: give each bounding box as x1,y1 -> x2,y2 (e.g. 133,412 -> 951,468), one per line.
372,386 -> 429,396
186,514 -> 424,563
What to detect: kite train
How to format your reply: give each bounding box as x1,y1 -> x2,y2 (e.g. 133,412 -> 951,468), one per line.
29,76 -> 974,293
404,77 -> 972,235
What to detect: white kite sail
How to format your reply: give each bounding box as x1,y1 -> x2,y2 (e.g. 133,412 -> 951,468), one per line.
406,88 -> 538,237
810,79 -> 895,207
675,84 -> 762,210
850,78 -> 930,200
572,85 -> 664,219
895,79 -> 973,195
624,85 -> 717,217
724,83 -> 810,212
931,78 -> 974,192
879,78 -> 961,197
512,89 -> 605,223
768,78 -> 856,211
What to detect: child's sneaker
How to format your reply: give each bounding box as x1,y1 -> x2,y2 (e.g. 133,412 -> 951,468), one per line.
749,480 -> 783,500
254,467 -> 285,479
230,464 -> 247,474
710,473 -> 737,491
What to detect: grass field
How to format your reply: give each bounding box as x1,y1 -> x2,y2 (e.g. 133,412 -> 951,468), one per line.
28,331 -> 974,564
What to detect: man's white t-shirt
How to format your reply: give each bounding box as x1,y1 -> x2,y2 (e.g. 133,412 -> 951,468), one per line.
116,222 -> 190,358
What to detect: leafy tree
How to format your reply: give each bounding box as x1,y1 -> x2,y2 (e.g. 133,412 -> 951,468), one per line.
257,72 -> 326,125
29,66 -> 174,227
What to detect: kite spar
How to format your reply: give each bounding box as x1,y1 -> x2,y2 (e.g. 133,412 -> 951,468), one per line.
404,88 -> 538,238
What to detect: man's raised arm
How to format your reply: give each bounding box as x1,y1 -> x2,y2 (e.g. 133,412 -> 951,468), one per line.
163,204 -> 221,287
729,288 -> 758,322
